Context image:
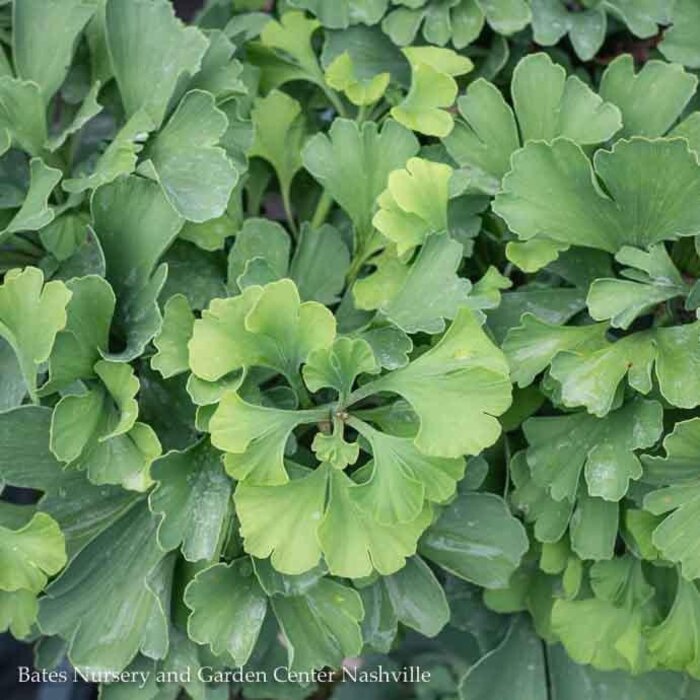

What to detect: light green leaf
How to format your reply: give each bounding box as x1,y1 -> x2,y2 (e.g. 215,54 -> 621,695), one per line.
0,589 -> 37,639
373,157 -> 451,255
38,501 -> 172,674
13,0 -> 99,103
210,392 -> 324,484
235,466 -> 327,574
50,360 -> 161,489
139,90 -> 238,222
151,295 -> 195,379
184,559 -> 267,665
105,0 -> 208,127
570,492 -> 619,560
189,279 -> 336,382
523,398 -> 663,502
350,416 -> 465,523
259,11 -> 324,85
420,492 -> 528,588
599,55 -> 697,138
391,47 -> 472,138
0,267 -> 71,400
381,234 -> 472,333
494,138 -> 700,254
0,504 -> 66,593
302,118 -> 419,244
271,578 -> 363,673
149,440 -> 231,561
477,0 -> 531,34
43,275 -> 115,394
647,577 -> 700,676
359,307 -> 511,458
319,467 -> 432,577
236,464 -> 430,577
325,51 -> 390,106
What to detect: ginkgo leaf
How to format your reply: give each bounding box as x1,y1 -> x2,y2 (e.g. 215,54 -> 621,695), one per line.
420,492 -> 529,589
290,0 -> 388,28
445,53 -> 621,190
235,463 -> 431,577
47,82 -> 103,153
642,418 -> 700,579
184,558 -> 267,666
354,234 -> 472,334
646,577 -> 700,676
318,467 -> 432,577
50,361 -> 161,489
105,0 -> 208,127
149,440 -> 231,561
0,504 -> 66,593
227,218 -> 290,294
302,118 -> 419,246
531,0 -> 606,61
0,590 -> 38,639
42,275 -> 115,394
605,0 -> 672,39
599,55 -> 697,139
248,89 -> 306,225
351,307 -> 511,458
494,137 -> 700,254
325,52 -> 390,106
0,78 -> 47,156
0,267 -> 72,401
38,500 -> 172,674
503,314 -> 608,388
391,46 -> 472,137
523,398 -> 663,502
151,295 -> 195,379
271,578 -> 363,673
660,0 -> 700,68
91,175 -> 184,361
303,336 -> 378,400
373,157 -> 452,254
587,245 -> 689,329
0,158 -> 62,243
13,0 -> 99,103
209,392 -> 326,484
139,90 -> 239,222
549,322 -> 700,416
189,279 -> 336,383
349,416 -> 465,523
259,11 -> 324,86
63,111 -> 155,194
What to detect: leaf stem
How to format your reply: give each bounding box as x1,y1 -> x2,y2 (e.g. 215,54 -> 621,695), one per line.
281,185 -> 298,238
310,189 -> 333,229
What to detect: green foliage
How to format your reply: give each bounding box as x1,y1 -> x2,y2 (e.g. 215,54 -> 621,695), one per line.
4,1 -> 700,698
